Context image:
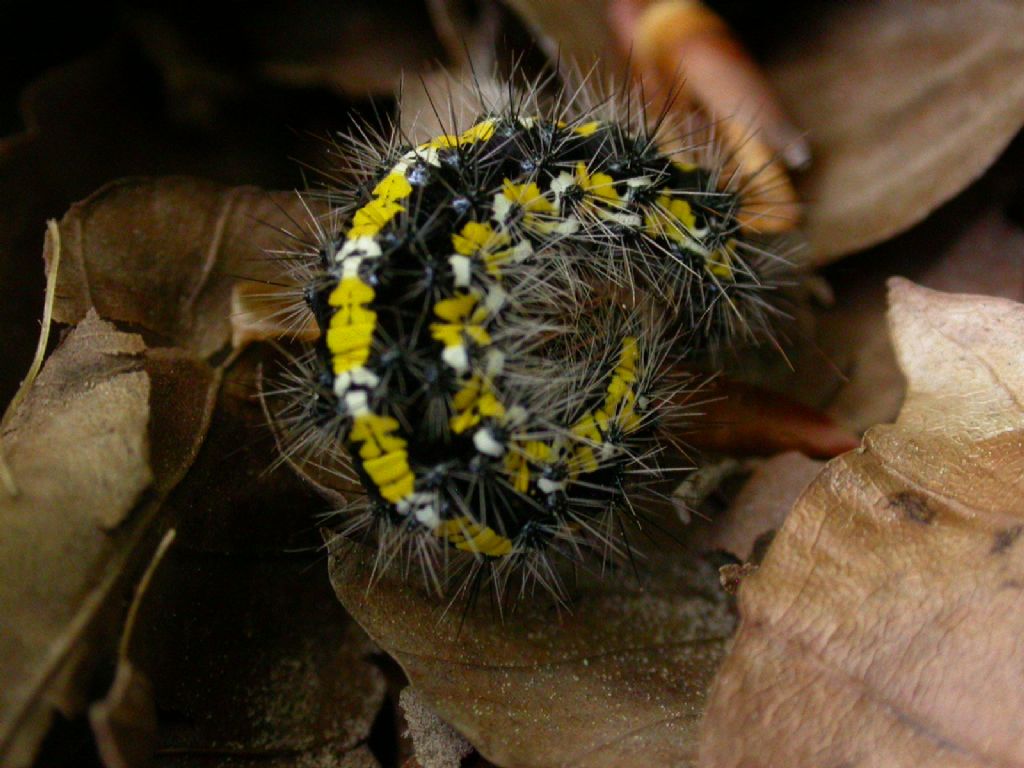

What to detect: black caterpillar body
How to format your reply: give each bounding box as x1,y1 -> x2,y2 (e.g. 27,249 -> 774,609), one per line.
278,96 -> 781,595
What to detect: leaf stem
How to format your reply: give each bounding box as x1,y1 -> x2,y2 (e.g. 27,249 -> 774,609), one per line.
1,219 -> 63,496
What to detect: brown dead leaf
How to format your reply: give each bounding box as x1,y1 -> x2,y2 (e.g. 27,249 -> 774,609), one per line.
400,687 -> 474,768
165,347 -> 335,554
89,661 -> 158,768
697,451 -> 824,562
125,1 -> 444,107
699,279 -> 1024,767
767,0 -> 1024,262
498,0 -> 615,71
0,312 -> 217,767
821,203 -> 1024,433
246,0 -> 446,96
88,530 -> 175,768
49,177 -> 308,359
331,540 -> 735,768
682,379 -> 858,460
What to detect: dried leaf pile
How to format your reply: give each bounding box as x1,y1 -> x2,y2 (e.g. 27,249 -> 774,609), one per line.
1,2 -> 1023,767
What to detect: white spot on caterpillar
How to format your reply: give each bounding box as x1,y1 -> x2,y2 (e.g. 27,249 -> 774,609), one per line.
341,256 -> 364,278
398,493 -> 440,529
449,254 -> 472,287
600,210 -> 642,228
442,345 -> 469,373
340,236 -> 382,261
414,502 -> 439,528
485,349 -> 505,377
491,194 -> 513,228
537,476 -> 566,494
511,240 -> 533,262
474,428 -> 505,457
345,390 -> 369,416
504,405 -> 527,427
333,367 -> 380,397
333,373 -> 352,397
554,215 -> 580,235
351,367 -> 380,387
484,285 -> 507,313
550,172 -> 575,201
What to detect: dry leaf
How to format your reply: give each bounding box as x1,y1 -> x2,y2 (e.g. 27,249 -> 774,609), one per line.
247,0 -> 446,96
0,312 -> 216,767
498,0 -> 614,71
400,687 -> 474,768
0,174 -> 311,764
165,348 -> 337,554
89,662 -> 158,768
682,379 -> 858,460
821,203 -> 1024,433
699,279 -> 1024,767
767,0 -> 1024,261
331,540 -> 735,768
125,1 -> 444,105
49,177 -> 306,358
88,531 -> 175,768
696,451 -> 824,562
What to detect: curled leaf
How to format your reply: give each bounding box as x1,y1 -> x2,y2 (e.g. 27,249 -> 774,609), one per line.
0,312 -> 216,766
331,540 -> 735,768
768,0 -> 1024,261
49,177 -> 307,358
820,205 -> 1024,433
682,379 -> 858,460
696,451 -> 824,562
400,687 -> 474,768
700,280 -> 1024,767
88,662 -> 157,768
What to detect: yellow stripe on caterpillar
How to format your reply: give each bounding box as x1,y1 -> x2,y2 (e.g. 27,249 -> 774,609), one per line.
350,413 -> 415,504
573,120 -> 602,137
348,198 -> 405,239
458,119 -> 497,144
492,180 -> 558,234
326,277 -> 378,375
504,440 -> 553,493
430,292 -> 492,348
567,162 -> 643,228
644,195 -> 700,245
706,240 -> 737,280
419,119 -> 498,151
372,172 -> 413,202
568,337 -> 642,475
450,375 -> 506,434
450,220 -> 528,288
436,516 -> 514,556
346,168 -> 415,241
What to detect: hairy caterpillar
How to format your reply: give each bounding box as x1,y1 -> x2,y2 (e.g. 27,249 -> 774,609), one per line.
267,76 -> 786,601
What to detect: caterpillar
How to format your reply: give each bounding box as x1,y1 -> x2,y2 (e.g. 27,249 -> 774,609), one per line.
267,76 -> 786,602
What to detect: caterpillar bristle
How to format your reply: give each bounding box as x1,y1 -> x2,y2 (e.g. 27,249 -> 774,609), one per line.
263,64 -> 793,607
